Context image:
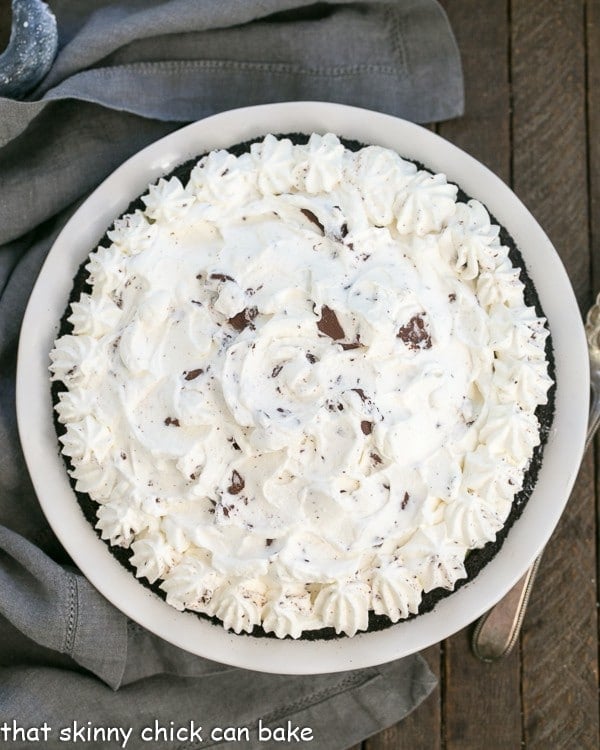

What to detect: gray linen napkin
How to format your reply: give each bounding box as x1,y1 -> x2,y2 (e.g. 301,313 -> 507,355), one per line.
0,1 -> 462,747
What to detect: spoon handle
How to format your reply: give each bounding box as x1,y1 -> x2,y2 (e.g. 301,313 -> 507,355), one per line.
471,554 -> 542,661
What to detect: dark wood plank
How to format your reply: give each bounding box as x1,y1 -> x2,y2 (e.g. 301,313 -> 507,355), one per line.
364,646 -> 441,750
444,631 -> 522,749
437,3 -> 521,748
589,0 -> 600,284
512,1 -> 599,748
512,0 -> 590,310
438,0 -> 511,183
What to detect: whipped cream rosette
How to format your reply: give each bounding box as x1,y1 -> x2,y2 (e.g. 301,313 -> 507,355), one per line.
50,133 -> 553,638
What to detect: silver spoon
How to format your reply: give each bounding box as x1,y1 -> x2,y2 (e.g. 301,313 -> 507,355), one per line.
472,294 -> 599,662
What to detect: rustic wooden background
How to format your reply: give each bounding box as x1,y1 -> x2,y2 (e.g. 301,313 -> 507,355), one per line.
1,1 -> 598,748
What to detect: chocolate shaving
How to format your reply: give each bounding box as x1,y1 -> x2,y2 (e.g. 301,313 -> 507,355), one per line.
448,293 -> 457,302
317,305 -> 345,340
370,452 -> 382,465
352,387 -> 367,402
401,491 -> 410,510
227,470 -> 245,495
306,352 -> 318,363
164,417 -> 180,427
397,313 -> 432,351
340,222 -> 349,238
266,538 -> 274,547
300,208 -> 324,234
184,368 -> 204,381
210,273 -> 234,282
341,340 -> 361,351
361,420 -> 373,435
271,364 -> 283,378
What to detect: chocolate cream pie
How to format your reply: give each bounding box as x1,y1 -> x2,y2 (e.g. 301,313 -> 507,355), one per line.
49,133 -> 554,638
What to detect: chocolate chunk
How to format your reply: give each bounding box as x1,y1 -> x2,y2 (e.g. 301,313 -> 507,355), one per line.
401,491 -> 410,510
210,273 -> 234,282
448,293 -> 457,302
228,312 -> 247,330
228,306 -> 258,332
184,368 -> 204,381
300,208 -> 325,234
164,417 -> 180,427
341,340 -> 361,351
340,222 -> 349,238
120,452 -> 127,460
317,305 -> 345,340
361,420 -> 373,435
266,538 -> 274,547
227,470 -> 245,495
271,364 -> 283,378
306,352 -> 318,363
397,313 -> 432,351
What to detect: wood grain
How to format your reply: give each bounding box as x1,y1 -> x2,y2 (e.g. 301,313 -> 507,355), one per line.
589,0 -> 600,285
512,0 -> 590,310
444,631 -> 522,749
438,0 -> 511,183
512,1 -> 599,748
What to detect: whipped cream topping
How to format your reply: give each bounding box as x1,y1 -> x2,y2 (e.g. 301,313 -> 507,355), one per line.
50,133 -> 553,637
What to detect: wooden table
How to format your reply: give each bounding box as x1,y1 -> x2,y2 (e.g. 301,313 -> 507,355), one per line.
1,1 -> 598,748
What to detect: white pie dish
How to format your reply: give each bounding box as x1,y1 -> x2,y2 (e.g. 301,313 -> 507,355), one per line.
16,101 -> 588,674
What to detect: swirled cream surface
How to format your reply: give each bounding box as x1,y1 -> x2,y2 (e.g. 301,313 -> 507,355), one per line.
50,134 -> 552,637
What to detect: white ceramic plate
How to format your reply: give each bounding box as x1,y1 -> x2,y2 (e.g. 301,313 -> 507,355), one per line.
17,102 -> 589,674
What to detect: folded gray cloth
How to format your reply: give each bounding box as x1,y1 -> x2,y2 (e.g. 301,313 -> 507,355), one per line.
0,1 -> 462,746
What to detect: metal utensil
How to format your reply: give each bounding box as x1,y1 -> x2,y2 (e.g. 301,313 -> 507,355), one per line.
472,293 -> 600,662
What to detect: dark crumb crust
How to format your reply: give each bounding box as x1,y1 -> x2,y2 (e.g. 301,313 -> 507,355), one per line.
51,134 -> 556,641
